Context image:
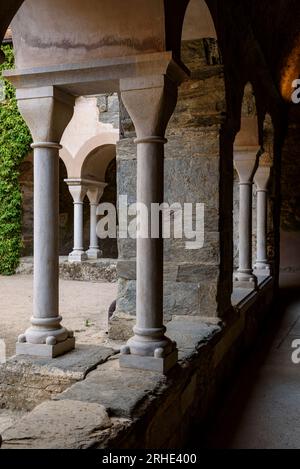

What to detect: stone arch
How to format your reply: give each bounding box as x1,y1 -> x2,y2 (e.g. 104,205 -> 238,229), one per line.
81,143 -> 116,182
182,0 -> 217,42
79,143 -> 118,259
0,0 -> 24,58
181,0 -> 220,68
60,132 -> 118,180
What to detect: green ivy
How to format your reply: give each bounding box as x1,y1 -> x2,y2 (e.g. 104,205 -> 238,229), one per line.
0,45 -> 32,275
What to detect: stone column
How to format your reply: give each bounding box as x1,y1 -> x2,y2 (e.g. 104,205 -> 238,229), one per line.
119,72 -> 185,373
234,149 -> 260,288
16,86 -> 75,357
86,182 -> 107,260
65,180 -> 87,262
254,164 -> 272,276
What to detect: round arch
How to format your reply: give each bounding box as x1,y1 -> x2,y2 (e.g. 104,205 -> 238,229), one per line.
181,0 -> 217,42
81,144 -> 116,182
60,131 -> 118,179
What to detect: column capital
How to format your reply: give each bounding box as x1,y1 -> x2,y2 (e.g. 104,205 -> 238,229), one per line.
86,181 -> 108,205
120,63 -> 187,139
234,146 -> 260,184
64,179 -> 88,204
254,166 -> 271,192
17,86 -> 75,144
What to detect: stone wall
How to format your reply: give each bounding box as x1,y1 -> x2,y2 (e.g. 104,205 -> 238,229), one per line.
110,39 -> 231,340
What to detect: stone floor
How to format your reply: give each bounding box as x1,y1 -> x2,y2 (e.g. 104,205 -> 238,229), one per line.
0,274 -> 118,358
202,272 -> 300,449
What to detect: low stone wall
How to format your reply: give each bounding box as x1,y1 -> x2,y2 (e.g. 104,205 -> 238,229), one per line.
1,280 -> 274,449
16,257 -> 118,283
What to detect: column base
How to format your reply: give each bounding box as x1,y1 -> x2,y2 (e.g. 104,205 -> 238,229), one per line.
254,263 -> 272,277
233,272 -> 258,289
86,248 -> 102,260
16,337 -> 75,358
119,348 -> 178,374
68,251 -> 87,263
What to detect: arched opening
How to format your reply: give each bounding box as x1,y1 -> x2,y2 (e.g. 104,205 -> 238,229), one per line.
181,0 -> 221,69
81,144 -> 118,259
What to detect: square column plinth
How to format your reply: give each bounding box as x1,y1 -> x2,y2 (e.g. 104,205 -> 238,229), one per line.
119,349 -> 178,374
16,337 -> 75,358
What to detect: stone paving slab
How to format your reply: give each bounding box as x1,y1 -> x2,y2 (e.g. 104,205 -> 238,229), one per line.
5,344 -> 118,380
1,400 -> 113,449
56,319 -> 220,416
167,316 -> 221,358
56,358 -> 166,418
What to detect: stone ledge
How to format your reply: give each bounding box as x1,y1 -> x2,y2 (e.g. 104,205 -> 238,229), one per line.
0,344 -> 117,411
1,400 -> 117,449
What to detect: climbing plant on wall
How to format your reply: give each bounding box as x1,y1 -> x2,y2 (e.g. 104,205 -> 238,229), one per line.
0,45 -> 32,275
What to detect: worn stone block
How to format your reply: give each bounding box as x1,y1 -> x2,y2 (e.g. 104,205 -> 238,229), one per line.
1,400 -> 111,449
0,345 -> 116,410
56,359 -> 166,418
108,312 -> 135,341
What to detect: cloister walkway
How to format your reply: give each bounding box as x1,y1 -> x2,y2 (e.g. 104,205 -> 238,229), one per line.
202,273 -> 300,449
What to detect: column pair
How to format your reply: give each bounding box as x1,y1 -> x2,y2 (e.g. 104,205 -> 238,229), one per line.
119,68 -> 186,373
234,150 -> 272,288
66,179 -> 106,262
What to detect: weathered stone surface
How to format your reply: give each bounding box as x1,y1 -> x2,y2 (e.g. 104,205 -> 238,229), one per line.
0,345 -> 116,410
164,157 -> 219,207
165,129 -> 220,160
59,258 -> 117,283
164,232 -> 220,264
167,316 -> 221,358
163,282 -> 200,319
97,93 -> 119,128
56,359 -> 166,418
16,257 -> 117,283
0,409 -> 25,435
117,237 -> 136,260
1,400 -> 111,449
111,276 -> 219,339
177,264 -> 220,282
117,259 -> 136,280
198,282 -> 219,316
117,260 -> 179,282
116,279 -> 136,316
108,312 -> 135,341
